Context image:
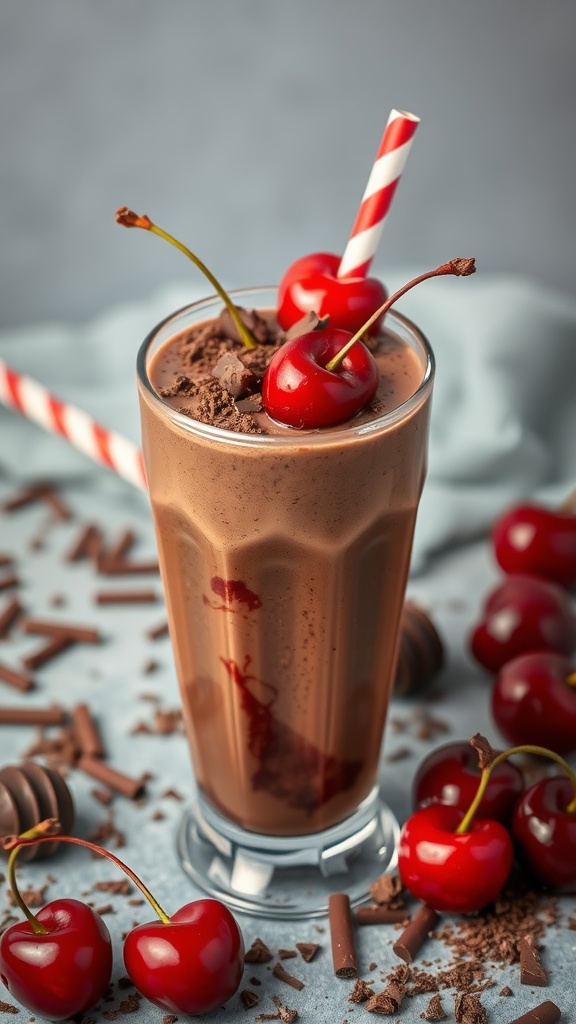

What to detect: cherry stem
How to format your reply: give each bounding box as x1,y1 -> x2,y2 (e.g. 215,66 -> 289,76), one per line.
5,823 -> 172,929
456,744 -> 576,834
115,208 -> 257,350
325,258 -> 476,372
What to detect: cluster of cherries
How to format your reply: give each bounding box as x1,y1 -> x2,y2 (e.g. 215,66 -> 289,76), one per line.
117,208 -> 474,430
398,732 -> 576,914
470,497 -> 576,754
0,824 -> 244,1020
398,500 -> 576,915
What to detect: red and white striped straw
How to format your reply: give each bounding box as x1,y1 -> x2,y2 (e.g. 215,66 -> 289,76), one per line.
0,358 -> 147,491
337,109 -> 420,280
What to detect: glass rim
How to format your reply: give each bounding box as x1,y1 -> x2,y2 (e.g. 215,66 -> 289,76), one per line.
136,285 -> 435,447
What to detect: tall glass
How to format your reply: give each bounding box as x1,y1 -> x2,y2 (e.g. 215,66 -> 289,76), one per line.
137,288 -> 434,916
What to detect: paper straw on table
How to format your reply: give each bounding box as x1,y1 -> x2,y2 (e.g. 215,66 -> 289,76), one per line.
0,358 -> 147,490
337,109 -> 420,280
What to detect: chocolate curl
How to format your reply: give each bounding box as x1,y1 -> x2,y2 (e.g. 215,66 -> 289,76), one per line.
393,904 -> 439,963
469,733 -> 496,770
1,817 -> 61,851
329,893 -> 358,978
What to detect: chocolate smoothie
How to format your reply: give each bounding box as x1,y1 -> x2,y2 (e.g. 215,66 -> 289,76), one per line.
137,288 -> 433,837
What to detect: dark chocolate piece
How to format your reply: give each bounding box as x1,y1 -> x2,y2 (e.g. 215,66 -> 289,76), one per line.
0,705 -> 65,725
420,994 -> 447,1021
393,905 -> 439,963
519,934 -> 548,986
212,352 -> 257,399
329,893 -> 358,978
0,598 -> 23,634
508,1002 -> 560,1024
243,938 -> 273,963
295,942 -> 319,962
21,616 -> 101,644
284,311 -> 329,342
348,979 -> 375,1003
77,756 -> 145,800
21,635 -> 73,670
369,873 -> 403,906
0,661 -> 34,692
356,905 -> 409,926
271,963 -> 304,990
72,703 -> 105,758
95,589 -> 158,604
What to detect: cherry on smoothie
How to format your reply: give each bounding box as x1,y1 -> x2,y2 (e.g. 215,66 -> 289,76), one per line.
277,252 -> 388,335
513,776 -> 576,891
264,258 -> 476,430
469,574 -> 576,673
491,650 -> 576,755
413,740 -> 524,823
492,500 -> 576,587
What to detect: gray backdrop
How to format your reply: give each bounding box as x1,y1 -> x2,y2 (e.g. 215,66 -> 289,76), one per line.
1,0 -> 575,329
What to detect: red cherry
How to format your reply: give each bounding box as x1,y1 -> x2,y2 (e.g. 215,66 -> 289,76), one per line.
491,650 -> 576,755
413,741 -> 524,823
492,502 -> 576,587
123,898 -> 244,1015
0,898 -> 112,1020
262,326 -> 378,428
277,252 -> 387,335
512,777 -> 576,890
469,574 -> 576,673
397,804 -> 514,914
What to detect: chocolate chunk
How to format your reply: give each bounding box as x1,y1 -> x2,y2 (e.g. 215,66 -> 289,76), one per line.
393,905 -> 439,963
369,873 -> 403,906
519,934 -> 548,986
213,306 -> 273,346
329,893 -> 358,978
348,979 -> 375,1003
454,993 -> 487,1024
240,989 -> 260,1010
499,986 -> 513,996
295,941 -> 319,961
508,1002 -> 561,1024
420,994 -> 447,1021
271,963 -> 304,990
212,352 -> 257,399
365,979 -> 405,1014
244,937 -> 273,963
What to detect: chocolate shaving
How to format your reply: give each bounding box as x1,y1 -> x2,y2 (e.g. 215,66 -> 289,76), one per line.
295,941 -> 319,962
272,995 -> 298,1023
365,979 -> 405,1014
65,522 -> 103,562
212,351 -> 257,399
77,756 -> 145,800
369,873 -> 403,906
393,905 -> 439,963
271,963 -> 304,990
146,619 -> 169,640
284,311 -> 329,342
21,635 -> 73,670
21,616 -> 101,644
278,948 -> 297,959
240,990 -> 260,1010
0,597 -> 23,640
519,934 -> 548,986
244,937 -> 273,963
95,589 -> 158,604
72,703 -> 105,758
329,893 -> 358,978
0,705 -> 65,725
0,661 -> 34,692
470,733 -> 496,770
0,999 -> 19,1013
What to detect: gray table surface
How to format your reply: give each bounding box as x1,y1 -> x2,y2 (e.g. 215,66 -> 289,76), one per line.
0,477 -> 574,1023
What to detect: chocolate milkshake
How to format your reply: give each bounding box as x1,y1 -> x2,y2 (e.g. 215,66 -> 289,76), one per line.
137,288 -> 433,838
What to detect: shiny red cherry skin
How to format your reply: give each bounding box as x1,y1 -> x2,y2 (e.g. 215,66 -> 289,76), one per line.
493,503 -> 576,586
491,650 -> 576,754
0,898 -> 112,1020
398,804 -> 514,913
277,252 -> 387,335
512,777 -> 576,891
469,574 -> 576,673
262,326 -> 379,428
123,899 -> 244,1015
413,741 -> 524,823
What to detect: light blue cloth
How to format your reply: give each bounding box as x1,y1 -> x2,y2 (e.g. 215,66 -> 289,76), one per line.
1,274 -> 575,571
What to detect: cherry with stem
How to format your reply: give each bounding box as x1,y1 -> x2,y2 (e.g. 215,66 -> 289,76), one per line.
1,820 -> 244,1017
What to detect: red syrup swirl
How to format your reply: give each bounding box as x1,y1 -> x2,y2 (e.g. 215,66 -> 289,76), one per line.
203,577 -> 262,612
222,657 -> 362,813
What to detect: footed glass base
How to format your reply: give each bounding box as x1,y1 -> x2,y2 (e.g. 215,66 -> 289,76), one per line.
176,787 -> 399,918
